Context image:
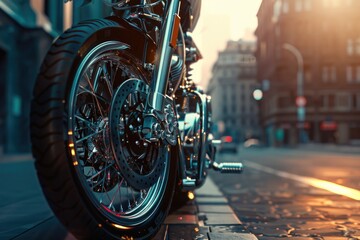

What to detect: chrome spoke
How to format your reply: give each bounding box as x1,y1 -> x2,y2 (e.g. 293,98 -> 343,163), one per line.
86,162 -> 115,181
99,162 -> 113,205
93,65 -> 102,91
102,61 -> 114,97
84,73 -> 106,118
108,177 -> 124,210
69,42 -> 169,223
118,177 -> 124,213
75,115 -> 96,126
76,128 -> 105,144
78,85 -> 109,105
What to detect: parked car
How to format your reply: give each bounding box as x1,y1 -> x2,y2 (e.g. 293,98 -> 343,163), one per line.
243,138 -> 263,148
218,136 -> 238,153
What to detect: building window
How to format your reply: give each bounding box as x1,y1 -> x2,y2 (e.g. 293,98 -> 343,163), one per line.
347,65 -> 353,83
273,0 -> 282,22
348,38 -> 360,55
328,94 -> 335,108
330,66 -> 337,82
304,0 -> 312,10
322,66 -> 329,82
319,95 -> 326,107
353,94 -> 360,110
347,39 -> 354,55
353,94 -> 357,109
356,66 -> 360,82
232,104 -> 236,113
356,38 -> 360,55
304,67 -> 312,82
338,95 -> 350,108
260,42 -> 267,58
322,65 -> 336,82
283,0 -> 289,13
295,0 -> 303,12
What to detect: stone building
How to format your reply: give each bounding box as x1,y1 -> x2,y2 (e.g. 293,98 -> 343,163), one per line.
0,0 -> 55,153
207,40 -> 260,143
255,0 -> 360,146
0,0 -> 112,154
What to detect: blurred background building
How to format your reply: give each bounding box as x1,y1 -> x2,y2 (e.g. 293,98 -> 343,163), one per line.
208,40 -> 261,143
255,0 -> 360,146
1,0 -> 359,155
0,0 -> 111,154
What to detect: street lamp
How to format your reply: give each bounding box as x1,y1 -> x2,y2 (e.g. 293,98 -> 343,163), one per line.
283,43 -> 306,144
253,89 -> 263,101
253,88 -> 264,145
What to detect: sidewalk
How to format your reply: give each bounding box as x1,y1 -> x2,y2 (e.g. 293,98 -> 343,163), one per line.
0,153 -> 33,163
0,146 -> 33,163
194,178 -> 258,240
0,157 -> 256,239
299,143 -> 360,154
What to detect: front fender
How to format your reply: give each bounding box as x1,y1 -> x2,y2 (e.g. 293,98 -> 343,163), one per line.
106,16 -> 157,64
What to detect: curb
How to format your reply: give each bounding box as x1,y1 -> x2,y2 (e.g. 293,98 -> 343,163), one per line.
194,177 -> 258,240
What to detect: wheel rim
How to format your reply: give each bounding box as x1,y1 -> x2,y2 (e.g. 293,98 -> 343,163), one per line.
67,41 -> 170,227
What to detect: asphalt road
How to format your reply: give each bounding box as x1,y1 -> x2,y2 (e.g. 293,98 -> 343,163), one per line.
210,147 -> 360,239
1,146 -> 360,239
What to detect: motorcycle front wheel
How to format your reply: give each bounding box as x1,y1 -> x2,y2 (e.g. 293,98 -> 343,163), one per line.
30,19 -> 177,240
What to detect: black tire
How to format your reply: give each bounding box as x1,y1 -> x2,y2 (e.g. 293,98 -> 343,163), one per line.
30,19 -> 177,240
170,189 -> 192,211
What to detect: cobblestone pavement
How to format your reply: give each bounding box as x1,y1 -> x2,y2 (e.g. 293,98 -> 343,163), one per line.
3,147 -> 360,239
210,148 -> 360,240
1,158 -> 257,240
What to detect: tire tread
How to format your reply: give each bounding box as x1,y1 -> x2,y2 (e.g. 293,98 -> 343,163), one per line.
31,19 -> 119,240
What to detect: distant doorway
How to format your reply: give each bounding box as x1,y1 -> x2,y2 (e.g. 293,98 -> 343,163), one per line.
0,48 -> 6,152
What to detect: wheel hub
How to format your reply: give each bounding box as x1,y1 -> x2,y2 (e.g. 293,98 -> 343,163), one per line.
109,79 -> 166,190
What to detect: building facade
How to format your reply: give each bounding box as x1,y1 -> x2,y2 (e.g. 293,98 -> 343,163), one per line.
255,0 -> 360,146
207,40 -> 261,143
0,0 -> 55,154
0,0 -> 113,154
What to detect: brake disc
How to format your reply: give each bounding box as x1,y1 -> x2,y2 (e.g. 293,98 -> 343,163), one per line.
109,79 -> 167,190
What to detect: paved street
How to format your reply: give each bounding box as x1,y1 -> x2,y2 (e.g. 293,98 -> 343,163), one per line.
1,146 -> 360,239
211,147 -> 360,239
0,155 -> 255,240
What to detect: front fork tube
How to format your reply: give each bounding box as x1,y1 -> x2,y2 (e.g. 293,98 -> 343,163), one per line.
143,0 -> 181,140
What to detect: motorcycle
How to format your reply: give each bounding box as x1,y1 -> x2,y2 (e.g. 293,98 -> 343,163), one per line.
30,0 -> 243,239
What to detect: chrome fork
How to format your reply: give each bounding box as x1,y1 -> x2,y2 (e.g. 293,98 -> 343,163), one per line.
142,0 -> 181,142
